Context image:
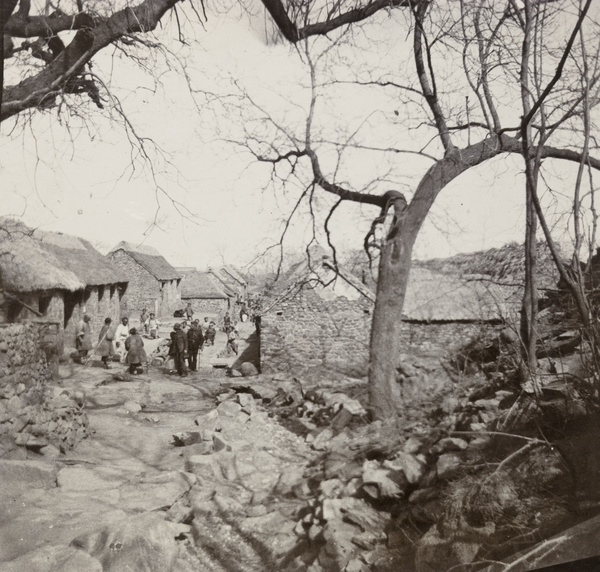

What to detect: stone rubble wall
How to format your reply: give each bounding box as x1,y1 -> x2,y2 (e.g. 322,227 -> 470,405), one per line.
0,322 -> 89,457
107,250 -> 181,318
183,297 -> 230,317
260,290 -> 500,376
260,289 -> 372,378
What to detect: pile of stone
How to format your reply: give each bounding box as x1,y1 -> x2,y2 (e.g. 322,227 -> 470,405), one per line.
0,323 -> 90,457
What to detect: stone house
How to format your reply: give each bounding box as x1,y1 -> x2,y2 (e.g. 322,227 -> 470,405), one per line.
209,266 -> 247,301
107,242 -> 182,318
0,219 -> 128,348
180,271 -> 233,316
259,254 -> 518,378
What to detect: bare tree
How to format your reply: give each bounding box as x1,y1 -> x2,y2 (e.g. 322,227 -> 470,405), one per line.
253,0 -> 600,420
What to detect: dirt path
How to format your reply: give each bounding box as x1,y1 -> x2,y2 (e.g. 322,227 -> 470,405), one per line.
0,336 -> 312,572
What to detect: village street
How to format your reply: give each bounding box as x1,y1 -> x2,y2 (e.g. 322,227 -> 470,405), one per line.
0,318 -> 318,571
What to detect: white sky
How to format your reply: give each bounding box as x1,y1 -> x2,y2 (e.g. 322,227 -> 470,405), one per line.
0,3 -> 595,271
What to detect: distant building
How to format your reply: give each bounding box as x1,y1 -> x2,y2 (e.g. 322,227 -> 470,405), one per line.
259,250 -> 520,378
180,271 -> 233,315
209,266 -> 248,300
0,218 -> 128,348
107,242 -> 181,317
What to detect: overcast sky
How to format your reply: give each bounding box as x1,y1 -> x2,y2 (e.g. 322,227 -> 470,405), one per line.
0,3 -> 591,272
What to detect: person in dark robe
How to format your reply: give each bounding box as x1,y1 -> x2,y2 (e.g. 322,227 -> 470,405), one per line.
205,321 -> 216,346
97,317 -> 115,369
186,320 -> 203,372
223,312 -> 231,332
172,323 -> 188,377
76,314 -> 93,361
125,327 -> 147,374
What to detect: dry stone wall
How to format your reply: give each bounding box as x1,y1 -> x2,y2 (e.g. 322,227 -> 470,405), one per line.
107,250 -> 181,317
184,297 -> 229,316
261,289 -> 372,378
0,322 -> 89,457
261,291 -> 500,377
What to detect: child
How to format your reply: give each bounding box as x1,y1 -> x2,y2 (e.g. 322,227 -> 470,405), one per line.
205,321 -> 216,346
145,313 -> 161,339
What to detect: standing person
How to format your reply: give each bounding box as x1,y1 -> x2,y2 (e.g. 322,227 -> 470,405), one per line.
140,308 -> 149,335
184,302 -> 194,321
205,321 -> 216,346
125,327 -> 147,374
239,302 -> 249,323
172,323 -> 188,377
76,314 -> 93,362
227,327 -> 239,355
114,317 -> 130,363
97,317 -> 115,369
146,313 -> 161,339
201,317 -> 210,337
186,321 -> 203,372
223,312 -> 231,332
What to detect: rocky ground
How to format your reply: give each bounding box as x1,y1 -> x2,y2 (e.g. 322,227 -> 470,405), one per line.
1,318 -> 600,571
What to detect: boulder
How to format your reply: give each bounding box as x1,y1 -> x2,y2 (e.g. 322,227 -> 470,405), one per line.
384,452 -> 425,485
432,437 -> 468,454
361,460 -> 409,500
240,362 -> 259,377
436,453 -> 463,479
217,401 -> 242,418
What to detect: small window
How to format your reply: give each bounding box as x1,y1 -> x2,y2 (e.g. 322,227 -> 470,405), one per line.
276,311 -> 284,316
39,296 -> 52,315
363,309 -> 371,315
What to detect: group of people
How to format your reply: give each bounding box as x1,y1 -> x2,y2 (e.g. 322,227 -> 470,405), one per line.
74,303 -> 242,376
76,315 -> 147,374
166,316 -> 218,376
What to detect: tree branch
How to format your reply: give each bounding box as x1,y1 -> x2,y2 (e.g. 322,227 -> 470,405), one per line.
2,0 -> 182,121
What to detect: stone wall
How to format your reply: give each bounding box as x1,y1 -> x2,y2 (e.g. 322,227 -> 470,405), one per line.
107,251 -> 181,317
0,322 -> 89,457
160,278 -> 182,317
183,297 -> 230,316
260,289 -> 373,378
260,291 -> 499,377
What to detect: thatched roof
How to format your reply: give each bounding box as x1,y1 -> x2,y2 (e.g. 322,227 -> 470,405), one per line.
419,241 -> 560,291
0,218 -> 126,293
110,241 -> 181,281
208,269 -> 239,296
264,254 -> 376,314
220,265 -> 248,286
264,250 -> 516,322
34,229 -> 128,286
402,266 -> 516,322
181,271 -> 231,299
0,221 -> 84,293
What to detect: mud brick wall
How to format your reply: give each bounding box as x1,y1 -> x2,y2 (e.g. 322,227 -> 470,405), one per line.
0,322 -> 90,457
